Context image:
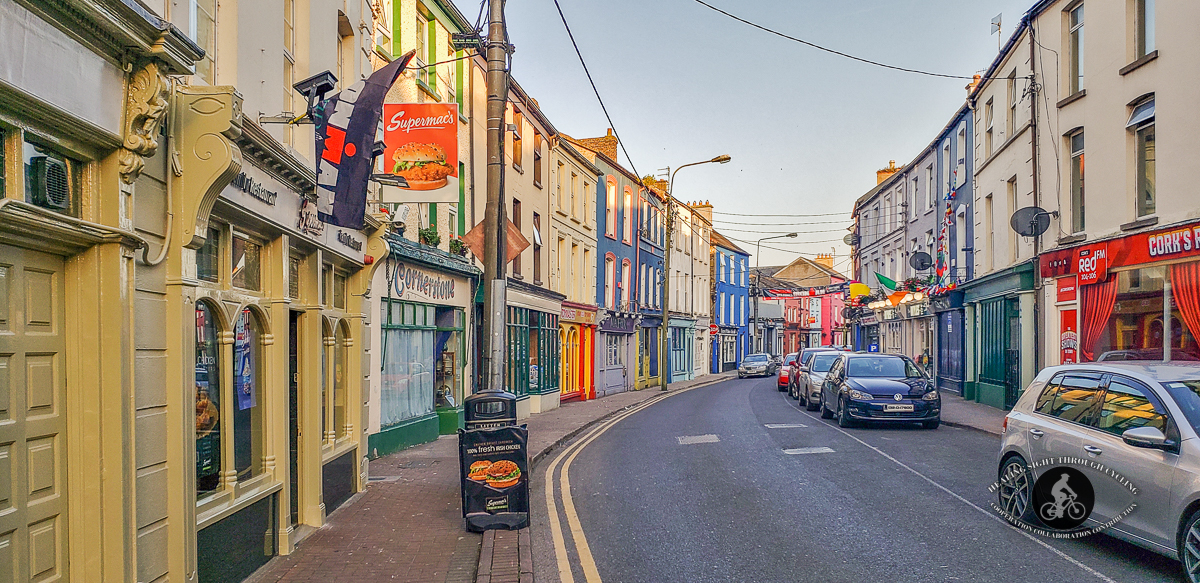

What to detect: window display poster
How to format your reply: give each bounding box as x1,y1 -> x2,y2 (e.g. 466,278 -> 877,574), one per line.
235,311 -> 256,410
1061,309 -> 1078,364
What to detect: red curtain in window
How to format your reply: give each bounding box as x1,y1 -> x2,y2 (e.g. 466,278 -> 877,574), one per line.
1080,275 -> 1118,361
1172,261 -> 1200,346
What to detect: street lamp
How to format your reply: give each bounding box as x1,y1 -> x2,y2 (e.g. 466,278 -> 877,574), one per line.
659,154 -> 731,391
752,232 -> 798,354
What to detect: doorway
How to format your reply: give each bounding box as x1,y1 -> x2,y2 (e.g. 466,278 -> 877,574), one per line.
288,311 -> 300,526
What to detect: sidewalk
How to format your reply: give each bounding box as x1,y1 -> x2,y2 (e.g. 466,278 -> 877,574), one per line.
246,371 -> 737,583
940,392 -> 1008,435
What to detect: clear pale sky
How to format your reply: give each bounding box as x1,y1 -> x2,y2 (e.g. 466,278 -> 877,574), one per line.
453,0 -> 1035,274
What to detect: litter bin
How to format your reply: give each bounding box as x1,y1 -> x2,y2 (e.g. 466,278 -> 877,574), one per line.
459,390 -> 528,531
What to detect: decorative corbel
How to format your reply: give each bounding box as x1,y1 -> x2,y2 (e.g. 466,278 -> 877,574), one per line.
172,85 -> 244,249
358,213 -> 392,297
119,59 -> 171,184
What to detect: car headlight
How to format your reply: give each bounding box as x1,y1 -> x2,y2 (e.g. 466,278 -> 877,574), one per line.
922,390 -> 939,401
848,389 -> 873,401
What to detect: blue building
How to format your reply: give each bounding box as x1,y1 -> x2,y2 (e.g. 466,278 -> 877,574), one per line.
565,133 -> 640,397
932,104 -> 974,396
711,231 -> 750,372
635,184 -> 667,388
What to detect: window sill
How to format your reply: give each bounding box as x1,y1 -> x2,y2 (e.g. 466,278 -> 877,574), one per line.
1120,215 -> 1158,231
534,180 -> 543,189
555,208 -> 569,217
511,273 -> 524,281
1056,90 -> 1087,109
416,79 -> 439,100
512,164 -> 524,175
1058,233 -> 1087,245
1119,50 -> 1158,76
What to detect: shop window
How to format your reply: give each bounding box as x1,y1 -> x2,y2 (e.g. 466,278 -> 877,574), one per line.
1090,265 -> 1200,362
334,272 -> 347,309
195,301 -> 222,497
321,320 -> 330,439
232,235 -> 262,291
506,307 -> 530,396
321,264 -> 332,306
380,301 -> 437,427
233,308 -> 264,480
334,323 -> 348,439
198,226 -> 222,283
288,255 -> 301,299
434,307 -> 463,408
22,137 -> 82,217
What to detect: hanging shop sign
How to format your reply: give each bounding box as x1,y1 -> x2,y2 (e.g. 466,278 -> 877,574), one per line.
380,103 -> 460,204
599,313 -> 638,334
809,297 -> 822,328
1061,309 -> 1078,364
1041,220 -> 1200,282
859,312 -> 880,326
1057,276 -> 1077,302
560,305 -> 597,325
390,261 -> 461,303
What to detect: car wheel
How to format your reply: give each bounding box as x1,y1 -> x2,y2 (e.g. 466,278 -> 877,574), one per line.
795,384 -> 804,403
922,419 -> 940,430
1181,510 -> 1200,582
738,373 -> 744,379
805,393 -> 819,411
997,456 -> 1034,524
837,398 -> 855,428
820,394 -> 833,419
778,382 -> 787,392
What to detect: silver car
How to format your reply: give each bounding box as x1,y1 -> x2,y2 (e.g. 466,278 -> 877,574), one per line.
997,363 -> 1200,580
796,351 -> 842,411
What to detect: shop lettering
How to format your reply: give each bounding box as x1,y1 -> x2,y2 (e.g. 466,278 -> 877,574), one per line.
231,172 -> 278,205
385,110 -> 456,133
337,230 -> 363,251
297,199 -> 324,236
392,263 -> 456,300
1148,227 -> 1200,258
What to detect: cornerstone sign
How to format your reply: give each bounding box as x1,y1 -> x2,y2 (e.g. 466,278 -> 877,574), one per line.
389,262 -> 464,304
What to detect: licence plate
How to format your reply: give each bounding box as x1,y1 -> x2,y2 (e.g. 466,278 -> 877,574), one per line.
884,404 -> 914,412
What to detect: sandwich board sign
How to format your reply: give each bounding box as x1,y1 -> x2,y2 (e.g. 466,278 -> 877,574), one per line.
459,425 -> 530,531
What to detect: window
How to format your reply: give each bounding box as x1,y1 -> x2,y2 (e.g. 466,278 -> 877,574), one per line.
288,255 -> 300,299
1048,375 -> 1102,424
512,199 -> 522,275
533,132 -> 543,187
910,177 -> 918,217
197,226 -> 221,282
1128,98 -> 1156,217
283,0 -> 296,146
232,308 -> 264,480
321,265 -> 331,306
191,0 -> 217,83
984,194 -> 994,271
555,162 -> 565,210
956,127 -> 967,187
984,99 -> 994,157
1007,72 -> 1018,137
605,179 -> 617,237
604,255 -> 615,308
533,213 -> 542,283
380,302 -> 438,428
570,172 -> 578,218
623,186 -> 633,242
926,165 -> 935,210
941,144 -> 951,197
1070,131 -> 1085,232
1093,378 -> 1167,436
570,243 -> 578,300
232,234 -> 262,291
512,111 -> 524,169
333,323 -> 349,439
1093,265 -> 1200,362
1137,0 -> 1155,58
582,180 -> 591,223
1069,5 -> 1085,94
195,302 -> 222,497
606,335 -> 624,367
333,272 -> 347,309
556,237 -> 565,293
621,260 -> 630,307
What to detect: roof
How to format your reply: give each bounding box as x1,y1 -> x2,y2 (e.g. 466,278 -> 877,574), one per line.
750,267 -> 796,291
775,255 -> 847,281
386,234 -> 482,279
710,230 -> 749,256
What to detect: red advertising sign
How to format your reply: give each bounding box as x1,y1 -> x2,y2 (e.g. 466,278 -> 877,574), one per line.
1056,276 -> 1077,302
1040,220 -> 1200,282
1060,309 -> 1078,364
380,103 -> 459,202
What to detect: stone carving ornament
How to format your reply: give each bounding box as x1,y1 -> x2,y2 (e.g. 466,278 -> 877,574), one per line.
120,60 -> 171,183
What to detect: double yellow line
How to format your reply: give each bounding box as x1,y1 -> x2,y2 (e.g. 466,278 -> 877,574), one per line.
543,383 -> 712,583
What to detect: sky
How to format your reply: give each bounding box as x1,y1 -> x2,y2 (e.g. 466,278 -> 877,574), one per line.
451,0 -> 1035,273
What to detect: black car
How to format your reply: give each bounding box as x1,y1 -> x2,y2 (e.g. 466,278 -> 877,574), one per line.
818,353 -> 940,429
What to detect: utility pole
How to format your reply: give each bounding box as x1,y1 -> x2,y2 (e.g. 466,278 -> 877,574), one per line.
659,199 -> 674,391
481,0 -> 510,392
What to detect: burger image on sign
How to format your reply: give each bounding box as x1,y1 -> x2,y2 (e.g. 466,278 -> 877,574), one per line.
382,104 -> 459,195
391,142 -> 454,190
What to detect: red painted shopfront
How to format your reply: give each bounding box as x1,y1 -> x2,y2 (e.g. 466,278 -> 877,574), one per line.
559,301 -> 597,401
1041,220 -> 1200,363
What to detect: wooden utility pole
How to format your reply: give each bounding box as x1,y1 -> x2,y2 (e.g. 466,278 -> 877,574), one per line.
481,0 -> 510,391
659,200 -> 674,390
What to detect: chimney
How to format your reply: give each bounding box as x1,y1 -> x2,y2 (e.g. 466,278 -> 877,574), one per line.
966,74 -> 982,97
691,200 -> 713,223
876,160 -> 899,185
815,253 -> 834,269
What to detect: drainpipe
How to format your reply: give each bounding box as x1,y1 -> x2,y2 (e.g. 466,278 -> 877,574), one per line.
1028,23 -> 1044,377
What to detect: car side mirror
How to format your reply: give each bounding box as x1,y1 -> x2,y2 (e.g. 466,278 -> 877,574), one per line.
1122,426 -> 1172,450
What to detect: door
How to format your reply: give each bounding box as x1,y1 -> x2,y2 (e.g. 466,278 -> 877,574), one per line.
0,246 -> 68,581
288,312 -> 300,527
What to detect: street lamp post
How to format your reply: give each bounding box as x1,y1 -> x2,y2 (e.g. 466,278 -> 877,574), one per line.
752,232 -> 797,354
659,155 -> 730,391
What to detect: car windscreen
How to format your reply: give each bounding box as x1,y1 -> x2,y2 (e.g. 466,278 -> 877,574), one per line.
1164,381 -> 1200,433
744,355 -> 768,363
846,357 -> 923,378
783,354 -> 798,366
810,354 -> 839,373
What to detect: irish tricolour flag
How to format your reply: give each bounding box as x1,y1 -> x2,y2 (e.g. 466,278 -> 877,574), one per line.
875,274 -> 909,306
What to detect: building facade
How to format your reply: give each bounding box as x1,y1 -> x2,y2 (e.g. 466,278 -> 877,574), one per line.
711,231 -> 751,372
636,183 -> 668,388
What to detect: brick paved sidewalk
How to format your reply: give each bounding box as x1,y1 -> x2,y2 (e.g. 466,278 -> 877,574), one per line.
246,372 -> 737,583
941,392 -> 1008,435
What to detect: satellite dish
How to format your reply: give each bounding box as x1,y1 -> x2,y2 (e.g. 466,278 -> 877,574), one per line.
841,307 -> 857,320
1011,206 -> 1051,237
909,252 -> 933,271
843,233 -> 860,246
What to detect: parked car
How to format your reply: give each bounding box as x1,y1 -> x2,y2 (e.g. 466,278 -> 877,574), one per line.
997,363 -> 1200,580
1097,348 -> 1200,362
787,347 -> 842,400
798,351 -> 843,411
778,353 -> 799,391
819,353 -> 940,429
738,353 -> 776,378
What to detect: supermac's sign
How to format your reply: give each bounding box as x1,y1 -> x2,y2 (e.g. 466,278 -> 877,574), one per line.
390,263 -> 456,301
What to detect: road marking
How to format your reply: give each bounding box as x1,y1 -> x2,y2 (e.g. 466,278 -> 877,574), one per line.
764,423 -> 807,429
676,434 -> 720,445
783,446 -> 834,455
776,390 -> 1118,583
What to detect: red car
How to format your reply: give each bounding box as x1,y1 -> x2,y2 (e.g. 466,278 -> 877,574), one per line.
777,352 -> 799,391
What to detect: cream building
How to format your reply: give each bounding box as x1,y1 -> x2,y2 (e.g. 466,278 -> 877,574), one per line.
688,202 -> 714,379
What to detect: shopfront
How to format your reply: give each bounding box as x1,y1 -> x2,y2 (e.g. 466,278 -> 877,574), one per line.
560,302 -> 598,401
715,325 -> 741,372
507,279 -> 565,417
368,236 -> 477,457
932,291 -> 966,394
637,316 -> 663,388
597,311 -> 638,396
961,260 -> 1036,410
1041,220 -> 1200,365
668,317 -> 696,382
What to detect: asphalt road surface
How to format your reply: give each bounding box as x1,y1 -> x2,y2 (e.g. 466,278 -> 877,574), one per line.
532,374 -> 1183,583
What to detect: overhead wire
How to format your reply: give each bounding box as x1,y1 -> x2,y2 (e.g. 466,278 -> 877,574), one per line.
693,0 -> 976,80
713,210 -> 851,218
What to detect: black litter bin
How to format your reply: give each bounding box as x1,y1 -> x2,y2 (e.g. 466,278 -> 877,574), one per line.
459,390 -> 529,531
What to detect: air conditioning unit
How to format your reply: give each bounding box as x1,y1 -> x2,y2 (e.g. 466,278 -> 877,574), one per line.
29,156 -> 70,211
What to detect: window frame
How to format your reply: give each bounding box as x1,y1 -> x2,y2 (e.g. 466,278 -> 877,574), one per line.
1068,4 -> 1085,95
1069,130 -> 1086,233
1136,0 -> 1155,58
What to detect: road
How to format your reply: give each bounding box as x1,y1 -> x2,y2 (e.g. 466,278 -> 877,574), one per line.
532,375 -> 1183,583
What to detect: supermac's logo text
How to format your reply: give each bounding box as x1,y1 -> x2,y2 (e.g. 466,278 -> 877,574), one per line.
386,109 -> 456,133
